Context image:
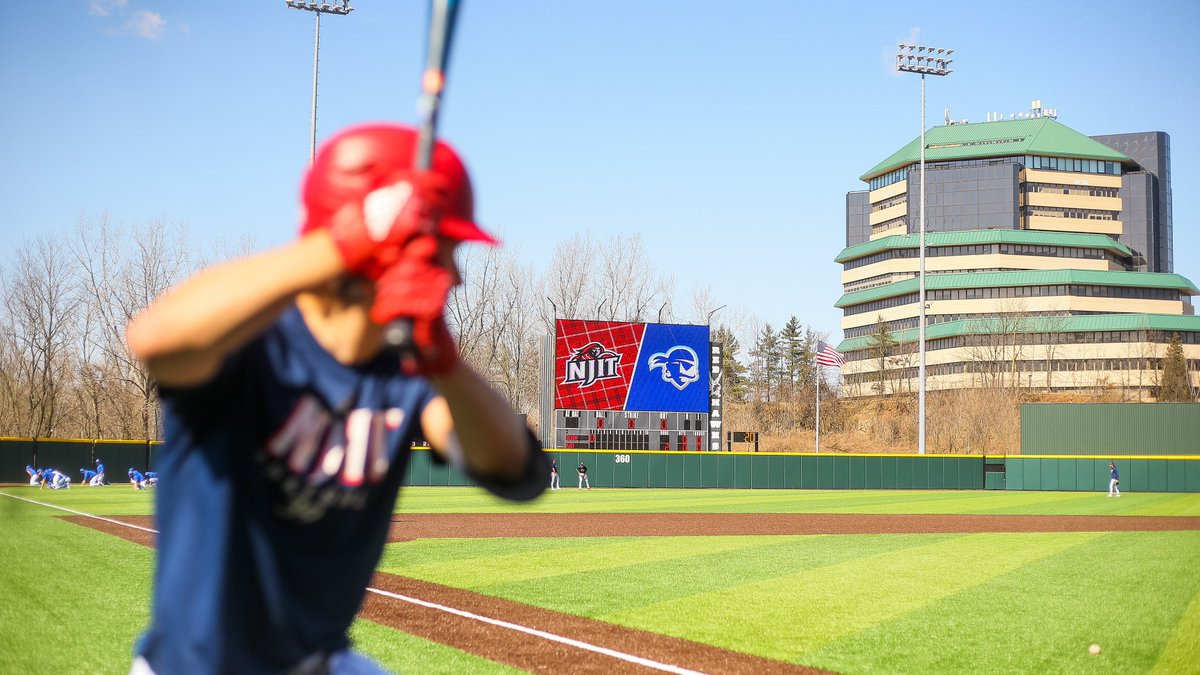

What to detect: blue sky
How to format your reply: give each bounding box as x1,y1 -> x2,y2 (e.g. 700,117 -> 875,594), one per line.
2,1 -> 1197,341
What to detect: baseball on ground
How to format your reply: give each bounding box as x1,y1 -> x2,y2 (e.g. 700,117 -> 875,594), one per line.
1088,644 -> 1101,655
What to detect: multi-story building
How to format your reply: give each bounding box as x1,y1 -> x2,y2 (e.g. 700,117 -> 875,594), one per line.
837,111 -> 1199,396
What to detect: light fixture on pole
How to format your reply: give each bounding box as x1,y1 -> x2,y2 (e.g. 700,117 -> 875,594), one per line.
284,0 -> 354,163
896,43 -> 952,456
706,305 -> 727,326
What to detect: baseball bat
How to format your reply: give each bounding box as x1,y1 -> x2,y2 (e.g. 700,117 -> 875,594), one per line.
384,0 -> 462,350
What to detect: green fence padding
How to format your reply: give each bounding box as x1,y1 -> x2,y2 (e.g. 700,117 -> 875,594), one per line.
665,454 -> 684,488
1,440 -> 34,482
932,457 -> 946,488
848,456 -> 865,489
880,457 -> 896,489
1168,463 -> 1186,493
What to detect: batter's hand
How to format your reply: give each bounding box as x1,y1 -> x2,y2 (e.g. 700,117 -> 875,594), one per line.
394,314 -> 459,377
325,171 -> 451,280
369,234 -> 454,325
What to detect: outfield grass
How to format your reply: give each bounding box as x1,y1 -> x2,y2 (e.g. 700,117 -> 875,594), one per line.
2,486 -> 1198,673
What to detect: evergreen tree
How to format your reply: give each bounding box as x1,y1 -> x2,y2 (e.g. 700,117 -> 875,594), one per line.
780,317 -> 803,395
799,327 -> 818,392
711,324 -> 749,403
1159,332 -> 1194,402
751,323 -> 781,402
868,315 -> 896,397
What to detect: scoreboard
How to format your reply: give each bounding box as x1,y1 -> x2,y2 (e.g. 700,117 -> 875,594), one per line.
541,320 -> 725,451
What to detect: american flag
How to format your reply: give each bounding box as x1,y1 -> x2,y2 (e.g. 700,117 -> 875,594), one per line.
815,340 -> 845,368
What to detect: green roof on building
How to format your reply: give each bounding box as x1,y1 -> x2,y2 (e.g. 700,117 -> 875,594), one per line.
836,313 -> 1200,353
859,117 -> 1132,181
835,270 -> 1199,308
835,230 -> 1134,263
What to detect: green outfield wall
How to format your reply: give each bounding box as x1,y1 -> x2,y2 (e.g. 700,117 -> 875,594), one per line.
5,439 -> 1199,492
405,449 -> 990,489
0,437 -> 158,484
1004,455 -> 1200,492
1021,403 -> 1200,455
404,449 -> 1200,493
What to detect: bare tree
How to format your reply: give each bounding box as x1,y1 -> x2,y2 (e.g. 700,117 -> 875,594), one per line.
962,302 -> 1033,390
73,214 -> 191,441
542,232 -> 599,323
1040,313 -> 1068,393
1,236 -> 81,437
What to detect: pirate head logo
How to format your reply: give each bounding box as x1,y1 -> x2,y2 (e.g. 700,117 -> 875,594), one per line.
648,345 -> 700,391
561,341 -> 622,389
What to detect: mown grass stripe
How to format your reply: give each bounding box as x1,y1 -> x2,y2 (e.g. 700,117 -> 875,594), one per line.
800,531 -> 1200,673
380,536 -> 769,588
1153,580 -> 1200,674
601,532 -> 1099,663
455,535 -> 957,619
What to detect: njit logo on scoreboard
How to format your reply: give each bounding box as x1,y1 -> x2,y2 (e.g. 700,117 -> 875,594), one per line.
561,341 -> 622,389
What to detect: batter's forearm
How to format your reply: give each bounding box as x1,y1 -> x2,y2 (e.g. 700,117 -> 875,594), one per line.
127,232 -> 345,387
430,365 -> 528,479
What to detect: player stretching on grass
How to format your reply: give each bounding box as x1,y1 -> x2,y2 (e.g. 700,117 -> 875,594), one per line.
126,124 -> 548,674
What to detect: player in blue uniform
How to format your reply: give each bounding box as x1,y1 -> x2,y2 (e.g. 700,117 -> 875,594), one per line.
1108,462 -> 1121,497
26,465 -> 39,486
80,468 -> 98,485
41,468 -> 69,489
125,124 -> 547,675
94,460 -> 107,485
129,468 -> 148,489
145,471 -> 159,487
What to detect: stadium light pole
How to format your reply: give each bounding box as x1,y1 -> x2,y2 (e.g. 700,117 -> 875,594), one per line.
706,305 -> 727,327
896,43 -> 952,456
284,0 -> 354,163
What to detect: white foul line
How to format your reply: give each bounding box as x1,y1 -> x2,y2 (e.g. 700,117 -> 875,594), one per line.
366,586 -> 707,675
2,491 -> 159,533
2,491 -> 707,675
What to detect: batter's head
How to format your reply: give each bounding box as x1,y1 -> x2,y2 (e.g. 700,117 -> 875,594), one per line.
299,123 -> 496,245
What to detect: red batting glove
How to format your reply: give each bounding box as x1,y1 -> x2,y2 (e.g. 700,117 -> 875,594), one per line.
325,171 -> 450,280
369,234 -> 453,324
370,238 -> 458,377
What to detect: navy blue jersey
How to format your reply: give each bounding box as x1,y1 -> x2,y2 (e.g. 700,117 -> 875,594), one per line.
1111,466 -> 1119,481
137,307 -> 439,674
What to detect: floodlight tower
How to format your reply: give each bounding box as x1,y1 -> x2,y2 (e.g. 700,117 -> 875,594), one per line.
284,0 -> 354,162
896,43 -> 953,455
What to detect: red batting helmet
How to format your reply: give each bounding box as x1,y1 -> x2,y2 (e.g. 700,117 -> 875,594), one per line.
299,123 -> 497,245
